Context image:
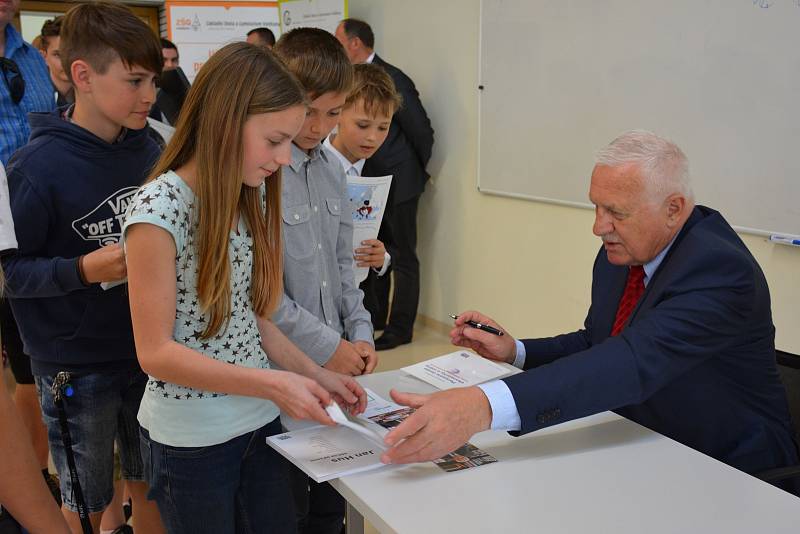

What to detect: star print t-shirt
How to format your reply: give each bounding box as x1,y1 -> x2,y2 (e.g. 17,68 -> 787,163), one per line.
122,170 -> 279,447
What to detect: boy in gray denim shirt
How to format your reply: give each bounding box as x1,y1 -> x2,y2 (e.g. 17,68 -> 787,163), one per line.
271,27 -> 378,534
272,30 -> 378,379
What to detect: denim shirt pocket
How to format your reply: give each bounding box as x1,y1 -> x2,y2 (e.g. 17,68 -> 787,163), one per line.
282,204 -> 314,260
325,197 -> 342,217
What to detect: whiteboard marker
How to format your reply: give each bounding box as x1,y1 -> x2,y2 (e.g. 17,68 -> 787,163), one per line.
769,235 -> 800,246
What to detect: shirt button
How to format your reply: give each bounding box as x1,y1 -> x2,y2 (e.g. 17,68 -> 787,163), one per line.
322,281 -> 327,287
318,243 -> 322,250
293,214 -> 300,220
313,206 -> 318,212
327,320 -> 332,325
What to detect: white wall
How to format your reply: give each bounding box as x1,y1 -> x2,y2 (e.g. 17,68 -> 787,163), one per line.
349,0 -> 800,353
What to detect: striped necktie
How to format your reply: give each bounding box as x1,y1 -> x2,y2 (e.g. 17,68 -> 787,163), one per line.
611,265 -> 645,336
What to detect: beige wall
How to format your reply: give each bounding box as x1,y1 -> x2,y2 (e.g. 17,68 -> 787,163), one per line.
349,0 -> 800,354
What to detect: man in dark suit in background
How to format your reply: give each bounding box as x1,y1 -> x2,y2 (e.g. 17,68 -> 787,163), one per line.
149,38 -> 180,125
336,18 -> 435,350
379,130 -> 799,495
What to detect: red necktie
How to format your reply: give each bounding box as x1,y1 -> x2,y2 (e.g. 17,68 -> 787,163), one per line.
611,265 -> 645,336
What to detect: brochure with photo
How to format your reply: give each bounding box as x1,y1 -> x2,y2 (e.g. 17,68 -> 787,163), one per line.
267,388 -> 405,482
324,402 -> 388,447
401,350 -> 512,390
267,388 -> 499,482
267,424 -> 387,483
433,443 -> 498,473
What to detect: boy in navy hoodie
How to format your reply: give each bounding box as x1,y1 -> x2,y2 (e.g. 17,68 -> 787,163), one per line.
2,4 -> 164,532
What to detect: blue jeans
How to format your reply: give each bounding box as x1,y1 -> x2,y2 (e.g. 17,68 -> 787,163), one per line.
35,366 -> 146,513
140,418 -> 296,534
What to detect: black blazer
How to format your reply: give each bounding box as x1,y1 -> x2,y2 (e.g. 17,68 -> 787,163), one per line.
504,206 -> 799,481
363,55 -> 434,205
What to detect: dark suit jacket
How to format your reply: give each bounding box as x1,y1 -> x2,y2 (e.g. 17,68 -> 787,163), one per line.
363,55 -> 434,205
504,206 -> 799,478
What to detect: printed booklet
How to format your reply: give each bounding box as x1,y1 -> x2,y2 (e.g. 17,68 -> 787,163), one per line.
266,388 -> 496,482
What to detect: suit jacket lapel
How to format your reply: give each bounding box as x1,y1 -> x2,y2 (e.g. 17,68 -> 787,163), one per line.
627,207 -> 704,325
595,261 -> 629,340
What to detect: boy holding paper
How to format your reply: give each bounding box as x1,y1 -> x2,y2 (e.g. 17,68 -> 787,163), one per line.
323,63 -> 402,324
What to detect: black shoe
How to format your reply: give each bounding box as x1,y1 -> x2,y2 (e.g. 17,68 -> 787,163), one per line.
111,525 -> 133,534
374,332 -> 412,351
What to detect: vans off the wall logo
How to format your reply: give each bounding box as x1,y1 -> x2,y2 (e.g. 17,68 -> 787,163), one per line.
72,187 -> 139,245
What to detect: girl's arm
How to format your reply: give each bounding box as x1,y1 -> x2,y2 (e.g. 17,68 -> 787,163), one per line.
257,317 -> 367,413
125,222 -> 334,423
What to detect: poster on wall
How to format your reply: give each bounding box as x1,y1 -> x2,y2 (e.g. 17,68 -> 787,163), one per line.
166,1 -> 280,83
278,0 -> 347,35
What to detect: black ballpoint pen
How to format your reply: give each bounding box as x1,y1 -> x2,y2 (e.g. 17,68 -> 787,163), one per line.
449,314 -> 504,336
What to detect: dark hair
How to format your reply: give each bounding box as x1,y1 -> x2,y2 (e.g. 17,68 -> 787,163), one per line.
247,27 -> 276,47
161,38 -> 178,53
340,18 -> 374,49
273,27 -> 352,99
60,2 -> 162,82
40,16 -> 63,51
346,63 -> 401,118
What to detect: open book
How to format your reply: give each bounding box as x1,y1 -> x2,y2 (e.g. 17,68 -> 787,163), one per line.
267,389 -> 405,482
267,387 -> 498,482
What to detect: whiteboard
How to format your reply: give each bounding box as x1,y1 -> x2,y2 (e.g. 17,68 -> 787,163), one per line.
478,0 -> 800,236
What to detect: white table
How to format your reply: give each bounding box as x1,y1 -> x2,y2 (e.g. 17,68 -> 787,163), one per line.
325,370 -> 800,534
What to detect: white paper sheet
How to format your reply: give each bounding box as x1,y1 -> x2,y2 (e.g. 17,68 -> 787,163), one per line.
402,350 -> 512,390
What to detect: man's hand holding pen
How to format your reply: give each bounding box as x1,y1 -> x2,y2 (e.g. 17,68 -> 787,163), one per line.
450,311 -> 517,364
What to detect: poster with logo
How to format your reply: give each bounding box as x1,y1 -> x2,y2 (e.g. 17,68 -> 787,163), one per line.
278,0 -> 347,34
166,1 -> 280,83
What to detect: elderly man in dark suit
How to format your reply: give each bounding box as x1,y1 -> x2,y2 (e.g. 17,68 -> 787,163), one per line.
379,130 -> 799,494
335,18 -> 435,350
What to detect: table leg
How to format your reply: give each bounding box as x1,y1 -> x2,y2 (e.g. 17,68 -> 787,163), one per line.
345,501 -> 365,534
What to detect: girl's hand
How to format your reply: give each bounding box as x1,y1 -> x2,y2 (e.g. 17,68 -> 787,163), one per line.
266,370 -> 334,425
310,367 -> 368,415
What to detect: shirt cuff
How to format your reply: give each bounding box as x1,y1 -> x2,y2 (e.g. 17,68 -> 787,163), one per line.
512,339 -> 526,369
372,251 -> 391,277
349,323 -> 375,348
314,327 -> 345,366
56,256 -> 89,291
477,380 -> 522,431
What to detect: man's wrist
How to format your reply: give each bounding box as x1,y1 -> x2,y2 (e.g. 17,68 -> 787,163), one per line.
472,386 -> 493,431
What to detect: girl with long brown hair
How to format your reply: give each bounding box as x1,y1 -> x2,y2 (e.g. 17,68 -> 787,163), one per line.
122,42 -> 366,533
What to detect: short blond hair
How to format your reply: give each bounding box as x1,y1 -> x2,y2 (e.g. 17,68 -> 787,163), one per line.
345,63 -> 401,118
